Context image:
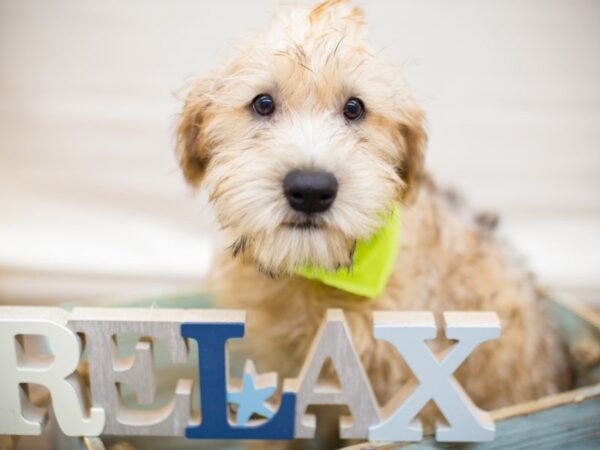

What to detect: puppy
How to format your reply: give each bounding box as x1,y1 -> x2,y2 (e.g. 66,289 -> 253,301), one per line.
176,0 -> 570,446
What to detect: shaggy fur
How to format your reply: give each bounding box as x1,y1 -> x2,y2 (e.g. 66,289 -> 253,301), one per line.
177,1 -> 570,447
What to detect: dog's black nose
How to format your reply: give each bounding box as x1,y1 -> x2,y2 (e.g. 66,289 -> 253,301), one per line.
283,170 -> 338,214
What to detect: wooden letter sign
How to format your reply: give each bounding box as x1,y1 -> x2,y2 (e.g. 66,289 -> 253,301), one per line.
0,306 -> 500,443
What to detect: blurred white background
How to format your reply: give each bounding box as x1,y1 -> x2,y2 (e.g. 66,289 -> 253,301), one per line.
1,0 -> 599,306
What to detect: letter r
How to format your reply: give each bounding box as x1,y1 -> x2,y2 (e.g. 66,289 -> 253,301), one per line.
0,308 -> 105,436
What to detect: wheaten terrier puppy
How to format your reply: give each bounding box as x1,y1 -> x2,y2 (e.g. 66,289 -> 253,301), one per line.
176,0 -> 570,447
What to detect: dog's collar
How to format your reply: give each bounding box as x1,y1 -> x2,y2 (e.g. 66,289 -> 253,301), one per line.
295,206 -> 401,299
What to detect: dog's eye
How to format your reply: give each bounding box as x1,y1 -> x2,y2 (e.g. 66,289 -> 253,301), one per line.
251,94 -> 275,116
343,97 -> 365,121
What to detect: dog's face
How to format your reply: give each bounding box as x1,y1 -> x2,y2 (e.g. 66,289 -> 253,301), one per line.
177,0 -> 426,275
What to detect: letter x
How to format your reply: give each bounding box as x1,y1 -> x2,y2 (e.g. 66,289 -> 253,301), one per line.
369,311 -> 500,442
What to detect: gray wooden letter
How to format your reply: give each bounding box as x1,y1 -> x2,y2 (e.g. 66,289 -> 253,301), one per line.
68,308 -> 197,436
284,309 -> 380,439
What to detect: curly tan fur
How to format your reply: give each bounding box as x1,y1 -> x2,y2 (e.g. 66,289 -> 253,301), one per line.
176,1 -> 570,447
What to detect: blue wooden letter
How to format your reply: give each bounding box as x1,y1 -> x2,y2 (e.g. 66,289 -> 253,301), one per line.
181,321 -> 296,439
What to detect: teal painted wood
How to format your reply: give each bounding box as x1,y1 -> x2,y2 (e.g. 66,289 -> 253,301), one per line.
546,296 -> 600,387
393,394 -> 600,450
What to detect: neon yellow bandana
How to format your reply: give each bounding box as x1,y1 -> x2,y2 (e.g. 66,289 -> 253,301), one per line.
295,206 -> 401,299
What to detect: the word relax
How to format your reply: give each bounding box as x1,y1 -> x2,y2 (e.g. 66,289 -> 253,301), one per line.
0,307 -> 500,442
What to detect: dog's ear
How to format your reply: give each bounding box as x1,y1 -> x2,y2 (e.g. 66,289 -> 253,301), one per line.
398,104 -> 427,204
176,80 -> 214,186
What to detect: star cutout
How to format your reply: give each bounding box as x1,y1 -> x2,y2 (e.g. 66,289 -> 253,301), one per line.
227,360 -> 277,426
